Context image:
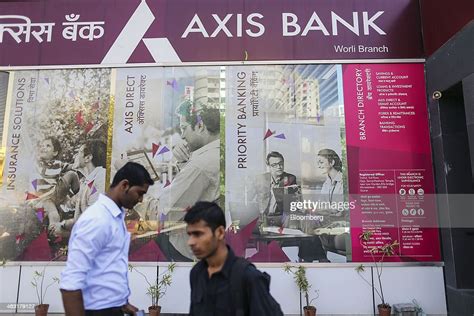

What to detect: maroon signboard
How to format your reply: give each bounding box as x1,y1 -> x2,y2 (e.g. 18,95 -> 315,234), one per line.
343,63 -> 441,262
0,0 -> 423,67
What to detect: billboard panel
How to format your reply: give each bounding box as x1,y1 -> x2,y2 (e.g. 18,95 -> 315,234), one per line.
0,63 -> 440,262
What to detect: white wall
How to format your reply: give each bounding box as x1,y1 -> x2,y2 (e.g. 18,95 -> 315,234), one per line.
0,263 -> 447,315
0,265 -> 20,313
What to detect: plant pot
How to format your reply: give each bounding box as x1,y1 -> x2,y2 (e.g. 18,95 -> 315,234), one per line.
35,304 -> 49,316
377,304 -> 391,316
148,306 -> 161,316
303,305 -> 317,316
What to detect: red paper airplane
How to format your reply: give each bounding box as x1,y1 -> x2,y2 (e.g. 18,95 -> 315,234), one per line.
26,192 -> 39,200
152,143 -> 160,157
264,129 -> 275,140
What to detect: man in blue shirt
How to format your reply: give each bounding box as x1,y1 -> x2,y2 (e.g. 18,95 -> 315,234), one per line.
60,162 -> 154,316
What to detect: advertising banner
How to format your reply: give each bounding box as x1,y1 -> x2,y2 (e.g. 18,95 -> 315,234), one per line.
225,65 -> 348,262
110,66 -> 223,261
0,63 -> 440,263
0,69 -> 111,259
0,0 -> 423,67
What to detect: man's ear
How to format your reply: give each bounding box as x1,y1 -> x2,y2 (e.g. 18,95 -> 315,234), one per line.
119,179 -> 130,191
215,226 -> 226,240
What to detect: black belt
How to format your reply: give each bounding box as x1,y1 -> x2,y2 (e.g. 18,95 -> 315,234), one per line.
85,306 -> 123,316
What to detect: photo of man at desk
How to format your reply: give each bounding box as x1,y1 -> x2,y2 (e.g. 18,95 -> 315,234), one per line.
247,151 -> 326,262
254,151 -> 298,226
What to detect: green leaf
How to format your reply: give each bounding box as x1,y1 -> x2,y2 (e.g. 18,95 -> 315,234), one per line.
283,264 -> 292,273
359,231 -> 373,242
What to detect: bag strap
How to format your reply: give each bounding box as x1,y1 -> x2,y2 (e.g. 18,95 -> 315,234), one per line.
230,257 -> 251,316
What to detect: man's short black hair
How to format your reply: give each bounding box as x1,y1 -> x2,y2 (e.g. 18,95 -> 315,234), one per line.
176,101 -> 220,135
184,201 -> 226,233
110,162 -> 154,188
83,139 -> 106,168
44,136 -> 61,158
266,151 -> 284,164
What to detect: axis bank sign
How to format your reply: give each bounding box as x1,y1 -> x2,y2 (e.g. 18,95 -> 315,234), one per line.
182,12 -> 386,38
180,11 -> 390,55
0,0 -> 423,67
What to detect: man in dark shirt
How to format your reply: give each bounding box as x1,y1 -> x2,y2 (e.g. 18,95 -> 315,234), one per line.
185,201 -> 284,316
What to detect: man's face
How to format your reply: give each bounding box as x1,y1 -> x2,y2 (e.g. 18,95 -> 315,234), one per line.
73,145 -> 87,169
186,220 -> 222,260
179,115 -> 202,152
268,157 -> 284,178
39,139 -> 58,161
121,183 -> 149,209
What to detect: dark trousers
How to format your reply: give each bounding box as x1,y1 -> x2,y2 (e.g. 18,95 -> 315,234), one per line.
85,307 -> 123,316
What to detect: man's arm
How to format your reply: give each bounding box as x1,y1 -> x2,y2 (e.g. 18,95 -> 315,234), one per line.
60,216 -> 107,314
159,165 -> 208,214
189,270 -> 194,316
188,265 -> 201,316
61,289 -> 85,316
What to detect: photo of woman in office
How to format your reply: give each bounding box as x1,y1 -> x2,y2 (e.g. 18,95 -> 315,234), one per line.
317,148 -> 343,203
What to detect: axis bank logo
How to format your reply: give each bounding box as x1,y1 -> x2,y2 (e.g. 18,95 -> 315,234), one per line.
181,11 -> 386,38
102,1 -> 181,64
290,199 -> 356,212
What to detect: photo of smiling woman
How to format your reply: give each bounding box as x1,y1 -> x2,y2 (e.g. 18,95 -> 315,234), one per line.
317,149 -> 343,203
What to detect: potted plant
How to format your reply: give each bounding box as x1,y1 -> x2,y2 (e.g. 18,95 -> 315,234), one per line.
31,267 -> 59,316
30,246 -> 67,316
129,263 -> 176,316
355,230 -> 399,316
284,264 -> 319,316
